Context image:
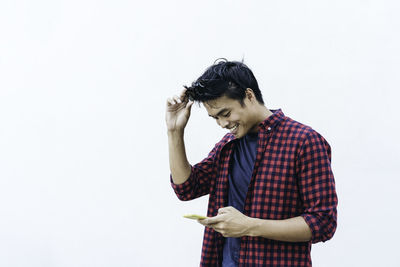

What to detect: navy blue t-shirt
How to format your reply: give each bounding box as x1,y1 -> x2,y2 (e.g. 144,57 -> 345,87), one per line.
222,132 -> 258,267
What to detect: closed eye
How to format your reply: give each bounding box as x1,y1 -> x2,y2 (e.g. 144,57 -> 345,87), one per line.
208,109 -> 231,119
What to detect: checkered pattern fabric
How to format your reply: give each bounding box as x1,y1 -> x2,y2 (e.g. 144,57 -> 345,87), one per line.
171,109 -> 338,267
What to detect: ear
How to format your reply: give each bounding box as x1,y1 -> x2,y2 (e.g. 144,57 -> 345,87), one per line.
245,88 -> 256,102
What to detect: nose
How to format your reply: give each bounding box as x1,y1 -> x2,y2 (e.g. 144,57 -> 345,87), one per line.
217,118 -> 229,128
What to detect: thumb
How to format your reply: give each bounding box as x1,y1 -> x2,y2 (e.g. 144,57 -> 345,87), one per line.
186,100 -> 194,108
185,100 -> 194,113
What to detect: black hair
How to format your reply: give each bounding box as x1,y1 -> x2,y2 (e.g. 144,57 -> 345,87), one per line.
184,59 -> 264,106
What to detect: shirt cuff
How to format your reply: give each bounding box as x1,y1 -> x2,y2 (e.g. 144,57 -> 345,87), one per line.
170,166 -> 194,198
301,212 -> 336,244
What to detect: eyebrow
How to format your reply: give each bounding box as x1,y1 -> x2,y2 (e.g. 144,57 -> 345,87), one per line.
208,108 -> 230,118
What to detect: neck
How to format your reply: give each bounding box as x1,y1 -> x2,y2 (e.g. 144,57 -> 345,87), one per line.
257,105 -> 273,123
248,105 -> 273,133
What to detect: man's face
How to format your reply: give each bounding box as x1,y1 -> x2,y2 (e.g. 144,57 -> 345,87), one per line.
204,94 -> 259,138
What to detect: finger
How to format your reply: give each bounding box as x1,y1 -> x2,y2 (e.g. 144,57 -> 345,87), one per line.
211,224 -> 223,233
218,206 -> 232,214
179,88 -> 188,99
210,223 -> 233,237
197,219 -> 207,226
166,98 -> 175,106
200,215 -> 224,226
197,218 -> 217,228
173,95 -> 182,104
186,100 -> 194,110
210,222 -> 224,231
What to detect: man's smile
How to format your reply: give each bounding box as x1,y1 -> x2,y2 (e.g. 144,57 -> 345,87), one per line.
227,124 -> 239,134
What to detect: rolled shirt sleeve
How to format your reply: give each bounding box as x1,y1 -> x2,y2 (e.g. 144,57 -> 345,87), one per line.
297,130 -> 338,243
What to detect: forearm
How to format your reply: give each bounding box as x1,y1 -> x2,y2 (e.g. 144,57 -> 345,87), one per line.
168,130 -> 191,185
246,216 -> 312,242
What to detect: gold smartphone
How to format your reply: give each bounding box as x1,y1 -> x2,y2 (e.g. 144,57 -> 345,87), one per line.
183,214 -> 207,220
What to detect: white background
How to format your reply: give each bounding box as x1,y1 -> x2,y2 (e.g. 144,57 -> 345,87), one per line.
1,0 -> 399,266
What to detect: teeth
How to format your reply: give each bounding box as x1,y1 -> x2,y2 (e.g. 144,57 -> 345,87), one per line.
229,125 -> 238,132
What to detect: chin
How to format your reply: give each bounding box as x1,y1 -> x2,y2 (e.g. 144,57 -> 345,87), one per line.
233,131 -> 243,138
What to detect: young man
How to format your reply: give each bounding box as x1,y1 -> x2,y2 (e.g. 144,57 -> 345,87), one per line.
166,60 -> 337,267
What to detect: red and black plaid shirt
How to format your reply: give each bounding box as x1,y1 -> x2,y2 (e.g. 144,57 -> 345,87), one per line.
171,109 -> 338,267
